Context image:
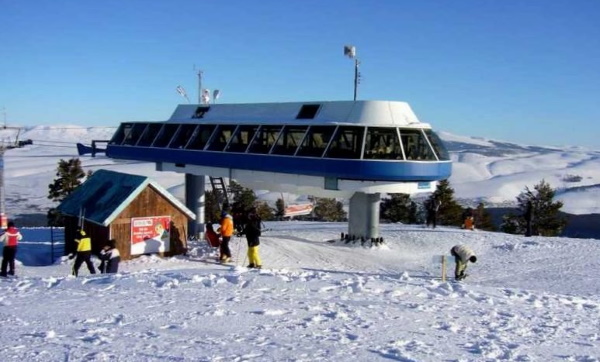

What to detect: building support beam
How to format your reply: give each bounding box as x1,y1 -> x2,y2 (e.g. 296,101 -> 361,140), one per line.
348,192 -> 380,240
185,174 -> 205,239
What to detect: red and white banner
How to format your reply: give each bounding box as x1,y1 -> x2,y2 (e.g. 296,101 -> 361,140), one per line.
284,204 -> 313,218
131,216 -> 171,255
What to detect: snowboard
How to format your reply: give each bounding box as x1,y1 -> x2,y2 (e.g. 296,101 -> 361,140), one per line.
453,274 -> 469,282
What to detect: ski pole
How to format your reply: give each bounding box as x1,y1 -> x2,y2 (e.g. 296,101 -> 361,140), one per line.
236,235 -> 243,266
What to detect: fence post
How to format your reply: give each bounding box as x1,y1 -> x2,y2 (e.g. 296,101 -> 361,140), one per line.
441,255 -> 447,282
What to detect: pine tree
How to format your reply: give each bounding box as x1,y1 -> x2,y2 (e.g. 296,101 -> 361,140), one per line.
255,201 -> 275,221
520,180 -> 566,236
48,158 -> 87,202
474,202 -> 496,231
380,193 -> 417,224
47,158 -> 88,226
501,180 -> 567,236
425,180 -> 463,227
500,212 -> 520,234
314,198 -> 346,222
229,180 -> 257,212
204,190 -> 221,223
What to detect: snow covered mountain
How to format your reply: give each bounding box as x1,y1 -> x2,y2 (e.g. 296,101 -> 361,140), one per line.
439,131 -> 600,215
2,125 -> 599,220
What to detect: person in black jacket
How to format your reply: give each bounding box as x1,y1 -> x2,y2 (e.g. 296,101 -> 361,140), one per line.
524,200 -> 534,237
243,207 -> 262,269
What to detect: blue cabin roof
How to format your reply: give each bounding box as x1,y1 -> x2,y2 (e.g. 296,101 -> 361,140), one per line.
57,169 -> 195,227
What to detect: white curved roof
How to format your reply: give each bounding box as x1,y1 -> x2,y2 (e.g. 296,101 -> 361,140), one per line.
168,100 -> 428,127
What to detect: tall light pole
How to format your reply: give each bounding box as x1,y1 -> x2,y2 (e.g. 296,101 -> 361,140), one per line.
0,121 -> 22,230
344,45 -> 360,101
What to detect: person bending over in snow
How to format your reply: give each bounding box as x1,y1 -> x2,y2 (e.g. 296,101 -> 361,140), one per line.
450,244 -> 477,281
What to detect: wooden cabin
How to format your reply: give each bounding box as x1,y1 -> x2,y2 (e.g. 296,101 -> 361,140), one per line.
57,169 -> 195,260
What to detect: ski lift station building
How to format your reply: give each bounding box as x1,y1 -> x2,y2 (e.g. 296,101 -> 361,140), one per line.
105,100 -> 452,240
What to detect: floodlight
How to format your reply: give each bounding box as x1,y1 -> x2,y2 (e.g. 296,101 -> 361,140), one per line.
344,45 -> 356,59
343,45 -> 359,101
176,85 -> 190,103
201,89 -> 211,104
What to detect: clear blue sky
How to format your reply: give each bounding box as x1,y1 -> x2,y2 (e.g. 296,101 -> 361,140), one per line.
1,0 -> 599,148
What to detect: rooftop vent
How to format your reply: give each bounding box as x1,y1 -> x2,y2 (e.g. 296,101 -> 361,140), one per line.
296,104 -> 321,119
192,106 -> 211,119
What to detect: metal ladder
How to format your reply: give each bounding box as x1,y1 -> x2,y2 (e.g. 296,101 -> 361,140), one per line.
209,176 -> 230,209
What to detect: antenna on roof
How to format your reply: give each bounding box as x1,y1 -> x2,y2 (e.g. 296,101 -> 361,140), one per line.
176,85 -> 190,103
343,45 -> 361,101
0,108 -> 24,229
192,66 -> 221,105
193,65 -> 204,104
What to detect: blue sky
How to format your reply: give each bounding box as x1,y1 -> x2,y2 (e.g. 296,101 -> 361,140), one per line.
1,0 -> 599,148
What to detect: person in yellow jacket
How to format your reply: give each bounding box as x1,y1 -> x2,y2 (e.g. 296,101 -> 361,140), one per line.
72,229 -> 96,276
217,211 -> 234,263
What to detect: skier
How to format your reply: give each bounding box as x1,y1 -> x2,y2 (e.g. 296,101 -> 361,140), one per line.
72,229 -> 96,277
243,207 -> 262,269
450,244 -> 477,281
426,196 -> 441,228
99,239 -> 120,273
217,210 -> 234,263
462,208 -> 475,230
0,221 -> 23,277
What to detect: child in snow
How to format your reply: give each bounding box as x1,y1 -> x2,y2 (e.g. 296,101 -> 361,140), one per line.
99,239 -> 120,273
205,223 -> 221,248
450,244 -> 477,281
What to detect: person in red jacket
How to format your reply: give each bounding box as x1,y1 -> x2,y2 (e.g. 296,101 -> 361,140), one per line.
0,221 -> 23,277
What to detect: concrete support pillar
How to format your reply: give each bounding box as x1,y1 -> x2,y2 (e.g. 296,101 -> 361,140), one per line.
348,192 -> 380,240
185,174 -> 205,239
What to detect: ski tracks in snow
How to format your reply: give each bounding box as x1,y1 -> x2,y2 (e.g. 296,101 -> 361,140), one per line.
1,263 -> 600,360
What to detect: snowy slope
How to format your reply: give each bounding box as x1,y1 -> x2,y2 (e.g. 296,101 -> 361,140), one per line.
1,126 -> 600,360
2,223 -> 600,361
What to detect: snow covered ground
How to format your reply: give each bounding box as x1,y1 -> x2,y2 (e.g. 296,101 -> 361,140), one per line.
1,125 -> 600,361
2,223 -> 600,361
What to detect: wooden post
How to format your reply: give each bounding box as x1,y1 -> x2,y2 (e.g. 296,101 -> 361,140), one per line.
441,255 -> 447,282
